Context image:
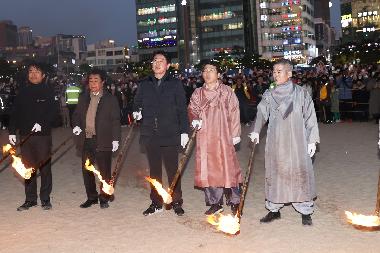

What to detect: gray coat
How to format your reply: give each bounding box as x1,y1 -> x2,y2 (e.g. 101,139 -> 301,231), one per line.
367,78 -> 380,116
251,83 -> 320,203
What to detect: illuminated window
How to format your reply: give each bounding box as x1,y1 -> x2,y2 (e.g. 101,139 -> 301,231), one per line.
223,23 -> 243,30
158,17 -> 177,24
200,11 -> 235,22
138,19 -> 156,26
157,4 -> 175,13
138,7 -> 155,15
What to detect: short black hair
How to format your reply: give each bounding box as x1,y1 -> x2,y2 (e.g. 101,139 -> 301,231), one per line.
152,50 -> 171,63
27,62 -> 46,75
201,59 -> 221,73
87,68 -> 107,82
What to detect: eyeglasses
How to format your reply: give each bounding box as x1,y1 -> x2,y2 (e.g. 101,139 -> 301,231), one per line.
151,59 -> 166,65
202,68 -> 217,73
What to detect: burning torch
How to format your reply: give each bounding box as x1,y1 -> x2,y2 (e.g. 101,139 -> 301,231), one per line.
1,132 -> 34,165
207,141 -> 257,235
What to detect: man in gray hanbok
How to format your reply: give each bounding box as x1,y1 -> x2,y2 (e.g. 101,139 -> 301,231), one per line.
249,59 -> 320,226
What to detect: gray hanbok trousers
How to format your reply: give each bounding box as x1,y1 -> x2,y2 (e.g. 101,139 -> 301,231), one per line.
204,187 -> 240,206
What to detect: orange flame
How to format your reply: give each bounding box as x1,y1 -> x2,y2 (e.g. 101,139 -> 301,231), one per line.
11,154 -> 34,179
345,211 -> 380,227
3,144 -> 13,154
84,159 -> 114,195
207,213 -> 240,235
145,176 -> 173,204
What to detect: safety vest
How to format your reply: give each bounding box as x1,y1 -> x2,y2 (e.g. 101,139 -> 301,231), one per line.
320,84 -> 328,100
66,86 -> 81,105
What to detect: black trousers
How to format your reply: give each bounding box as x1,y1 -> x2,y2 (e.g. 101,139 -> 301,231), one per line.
67,104 -> 76,127
145,135 -> 182,206
21,135 -> 52,202
81,138 -> 112,202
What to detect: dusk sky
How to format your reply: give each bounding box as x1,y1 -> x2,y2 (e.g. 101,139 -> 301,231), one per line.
0,0 -> 341,46
0,0 -> 138,46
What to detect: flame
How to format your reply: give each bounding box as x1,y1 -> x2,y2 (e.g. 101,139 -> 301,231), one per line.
207,213 -> 240,235
145,176 -> 173,204
345,211 -> 380,227
84,159 -> 114,195
3,144 -> 13,154
11,154 -> 34,179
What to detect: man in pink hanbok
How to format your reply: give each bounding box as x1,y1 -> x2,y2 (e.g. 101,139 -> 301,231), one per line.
188,61 -> 242,215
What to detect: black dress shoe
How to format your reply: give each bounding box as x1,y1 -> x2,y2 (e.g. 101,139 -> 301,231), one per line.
302,214 -> 313,226
231,204 -> 240,216
172,202 -> 184,216
80,199 -> 98,208
17,201 -> 37,211
260,211 -> 281,223
100,201 -> 109,209
41,200 -> 52,210
204,204 -> 224,215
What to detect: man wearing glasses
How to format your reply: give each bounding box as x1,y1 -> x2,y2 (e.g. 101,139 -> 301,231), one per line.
133,50 -> 189,216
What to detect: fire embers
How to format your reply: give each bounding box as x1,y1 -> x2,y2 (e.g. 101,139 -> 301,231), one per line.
207,213 -> 240,235
84,159 -> 114,195
145,176 -> 173,204
345,211 -> 380,230
3,144 -> 34,179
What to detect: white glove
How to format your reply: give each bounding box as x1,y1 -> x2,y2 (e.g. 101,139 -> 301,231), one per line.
112,141 -> 119,152
132,111 -> 142,120
248,132 -> 259,144
9,135 -> 16,145
31,123 -> 41,132
191,120 -> 202,130
73,126 -> 82,136
233,137 -> 241,145
308,143 -> 316,157
180,133 -> 189,149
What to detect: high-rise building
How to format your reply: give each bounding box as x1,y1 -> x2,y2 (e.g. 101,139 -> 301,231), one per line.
86,40 -> 128,71
55,34 -> 87,61
195,0 -> 250,59
136,0 -> 181,63
315,18 -> 336,58
256,0 -> 317,63
135,0 -> 258,68
18,26 -> 33,47
340,0 -> 380,44
314,0 -> 330,25
0,20 -> 18,48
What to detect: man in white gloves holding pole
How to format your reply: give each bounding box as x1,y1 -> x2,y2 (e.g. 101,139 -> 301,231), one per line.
9,62 -> 58,211
188,60 -> 242,216
249,59 -> 320,226
72,69 -> 120,209
133,50 -> 189,216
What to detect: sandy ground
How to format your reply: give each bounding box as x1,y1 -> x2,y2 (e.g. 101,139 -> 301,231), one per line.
0,122 -> 380,253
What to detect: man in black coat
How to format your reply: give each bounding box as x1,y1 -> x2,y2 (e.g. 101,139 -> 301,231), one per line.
9,62 -> 58,211
133,50 -> 190,216
72,69 -> 121,209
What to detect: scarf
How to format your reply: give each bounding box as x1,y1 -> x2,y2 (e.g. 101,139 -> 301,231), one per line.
85,90 -> 103,138
271,80 -> 294,119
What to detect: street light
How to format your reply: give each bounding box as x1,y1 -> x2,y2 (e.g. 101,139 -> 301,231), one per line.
63,60 -> 68,75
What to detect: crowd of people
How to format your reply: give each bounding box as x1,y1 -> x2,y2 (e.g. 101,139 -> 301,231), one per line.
2,53 -> 380,228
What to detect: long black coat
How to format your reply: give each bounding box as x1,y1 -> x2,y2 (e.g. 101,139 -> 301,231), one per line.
134,74 -> 189,146
72,90 -> 121,153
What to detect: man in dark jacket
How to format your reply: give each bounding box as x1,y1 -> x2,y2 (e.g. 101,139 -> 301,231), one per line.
9,62 -> 58,211
72,69 -> 121,209
133,50 -> 189,216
